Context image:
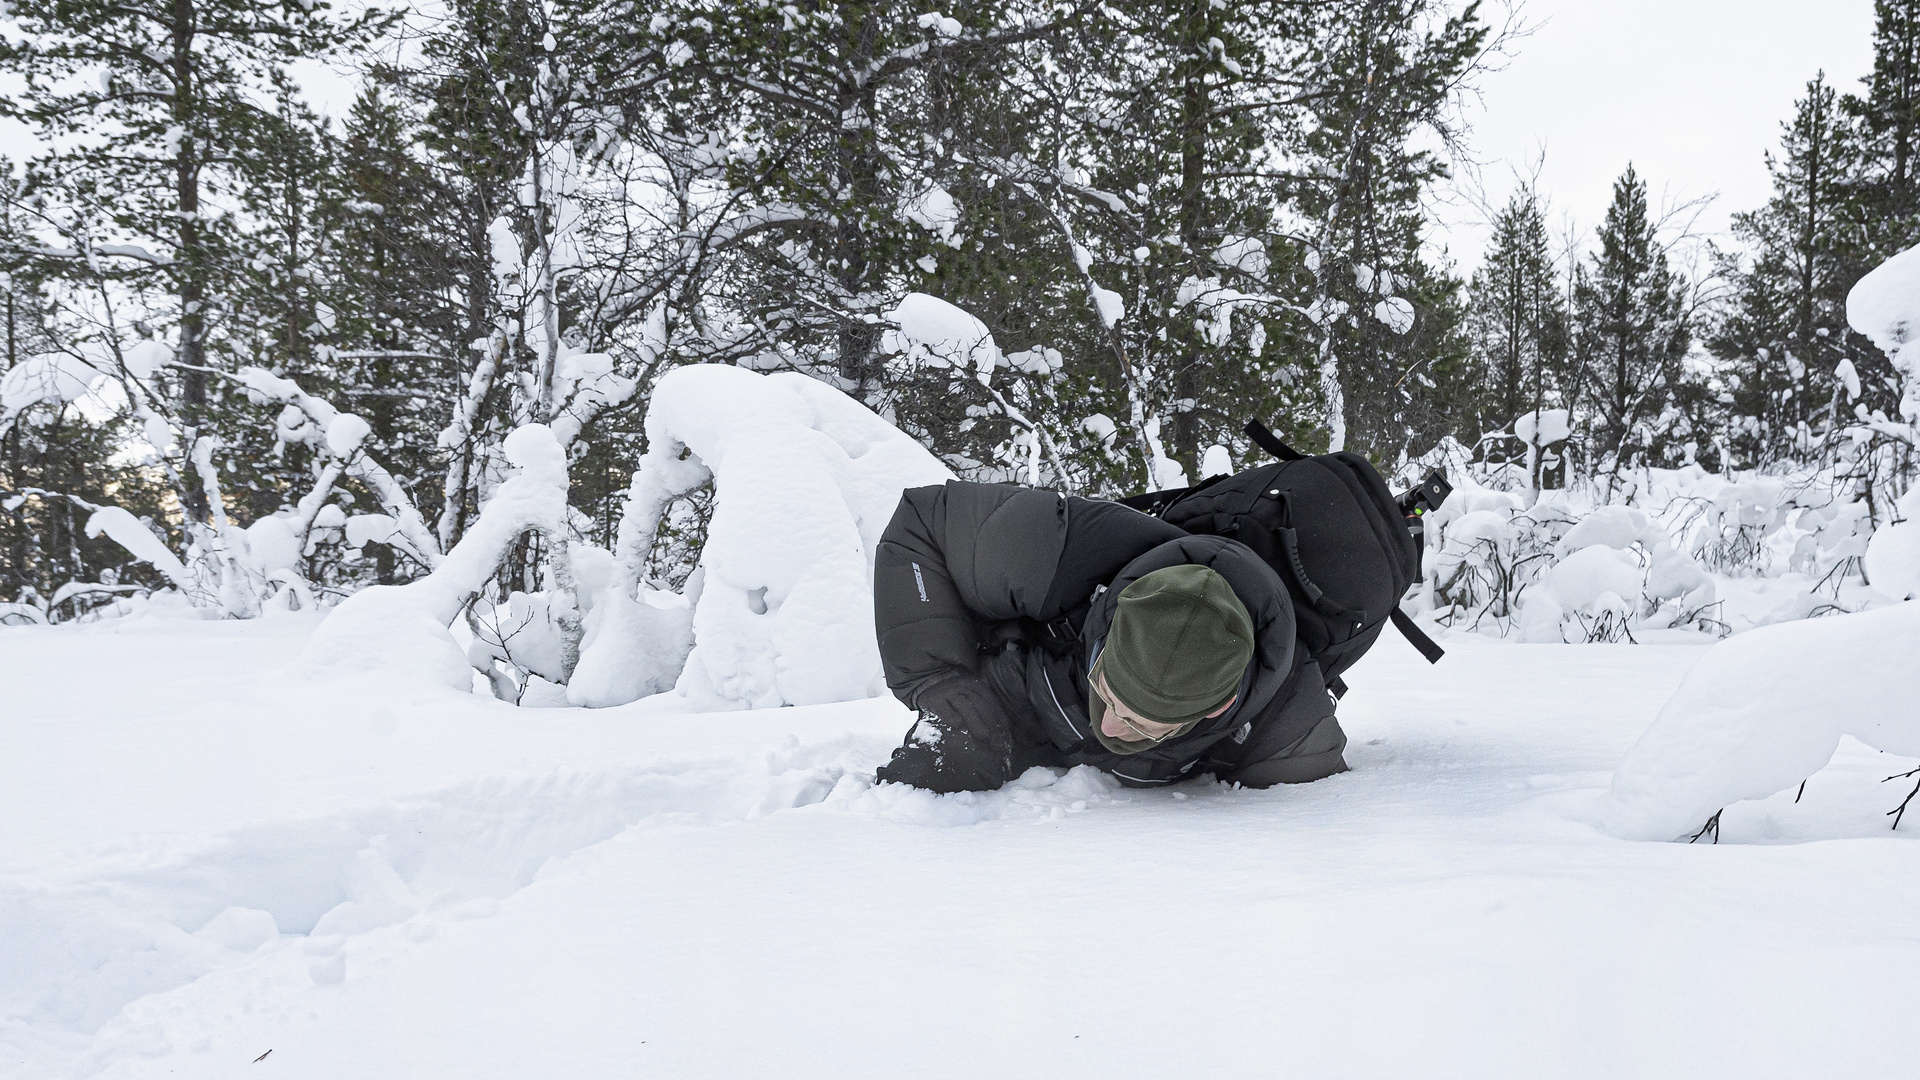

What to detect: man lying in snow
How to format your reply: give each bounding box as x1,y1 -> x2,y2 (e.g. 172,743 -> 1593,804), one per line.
872,481 -> 1348,792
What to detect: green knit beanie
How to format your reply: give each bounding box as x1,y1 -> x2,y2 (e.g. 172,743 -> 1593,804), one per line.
1093,564 -> 1254,726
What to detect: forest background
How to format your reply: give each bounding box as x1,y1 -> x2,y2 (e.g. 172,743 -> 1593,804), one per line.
1,0 -> 1915,622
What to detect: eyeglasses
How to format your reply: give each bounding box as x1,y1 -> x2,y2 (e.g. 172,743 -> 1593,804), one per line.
1092,676 -> 1183,744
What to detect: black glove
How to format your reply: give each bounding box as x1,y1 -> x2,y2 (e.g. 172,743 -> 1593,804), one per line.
874,675 -> 1016,793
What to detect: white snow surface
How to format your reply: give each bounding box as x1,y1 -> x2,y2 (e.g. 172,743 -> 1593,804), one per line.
1373,295 -> 1416,334
82,508 -> 191,591
6,617 -> 1919,1078
1514,407 -> 1571,446
1863,485 -> 1920,600
323,413 -> 371,458
1847,241 -> 1920,424
901,185 -> 962,248
0,354 -> 99,426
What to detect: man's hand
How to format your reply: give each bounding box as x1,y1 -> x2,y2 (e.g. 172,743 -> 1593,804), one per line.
874,676 -> 1016,793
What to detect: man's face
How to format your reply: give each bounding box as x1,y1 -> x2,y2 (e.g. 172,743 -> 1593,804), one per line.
1091,669 -> 1235,743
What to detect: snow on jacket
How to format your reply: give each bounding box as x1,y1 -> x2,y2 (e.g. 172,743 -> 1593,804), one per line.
872,481 -> 1349,792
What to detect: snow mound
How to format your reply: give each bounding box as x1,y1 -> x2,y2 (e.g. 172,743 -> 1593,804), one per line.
569,365 -> 952,710
824,764 -> 1126,826
1591,600 -> 1920,840
1864,486 -> 1920,600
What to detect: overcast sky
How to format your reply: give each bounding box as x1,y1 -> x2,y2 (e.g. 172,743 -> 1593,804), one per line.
1435,0 -> 1881,270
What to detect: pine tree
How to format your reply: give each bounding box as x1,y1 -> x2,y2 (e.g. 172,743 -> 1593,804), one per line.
1467,188 -> 1569,445
1847,0 -> 1920,240
1836,4 -> 1920,426
317,87 -> 472,578
1080,0 -> 1310,472
1713,73 -> 1871,467
1293,0 -> 1490,458
218,94 -> 339,524
1568,165 -> 1693,475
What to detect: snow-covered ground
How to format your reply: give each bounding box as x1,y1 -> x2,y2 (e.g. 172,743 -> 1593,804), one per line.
7,614 -> 1918,1079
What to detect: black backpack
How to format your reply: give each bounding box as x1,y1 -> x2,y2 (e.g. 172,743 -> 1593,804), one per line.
1120,419 -> 1448,695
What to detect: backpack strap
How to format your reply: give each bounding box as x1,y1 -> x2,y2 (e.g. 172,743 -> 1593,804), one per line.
1389,606 -> 1445,664
1275,524 -> 1366,629
1244,418 -> 1305,462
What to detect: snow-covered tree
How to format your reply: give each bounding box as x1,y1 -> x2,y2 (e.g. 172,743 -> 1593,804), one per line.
1292,0 -> 1489,457
0,0 -> 395,516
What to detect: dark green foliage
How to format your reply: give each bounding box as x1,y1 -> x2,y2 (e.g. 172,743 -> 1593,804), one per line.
1711,74 -> 1875,468
1567,166 -> 1695,472
1467,189 -> 1569,441
15,0 -> 1916,612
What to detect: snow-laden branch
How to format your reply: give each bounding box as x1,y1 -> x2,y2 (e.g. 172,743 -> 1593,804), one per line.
28,241 -> 174,265
236,367 -> 444,568
701,201 -> 818,248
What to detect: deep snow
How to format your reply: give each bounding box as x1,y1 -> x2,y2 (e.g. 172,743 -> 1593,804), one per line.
6,613 -> 1919,1079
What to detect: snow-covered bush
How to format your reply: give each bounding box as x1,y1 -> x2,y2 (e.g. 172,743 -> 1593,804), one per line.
1592,599 -> 1920,841
303,424 -> 578,691
1519,505 -> 1719,642
1,339 -> 459,621
1418,472 -> 1735,642
1847,245 -> 1920,599
1683,474 -> 1792,575
567,364 -> 952,710
1421,483 -> 1537,627
1405,426 -> 1920,642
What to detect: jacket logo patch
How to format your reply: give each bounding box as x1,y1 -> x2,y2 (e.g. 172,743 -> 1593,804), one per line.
912,562 -> 929,602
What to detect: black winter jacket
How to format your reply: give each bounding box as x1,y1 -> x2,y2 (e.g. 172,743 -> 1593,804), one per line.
872,481 -> 1348,793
